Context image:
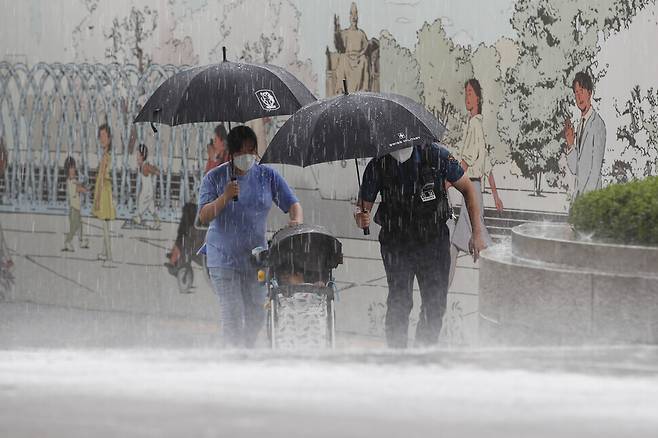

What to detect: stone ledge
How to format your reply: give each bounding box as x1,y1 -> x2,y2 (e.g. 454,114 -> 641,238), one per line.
511,223 -> 658,278
480,225 -> 658,345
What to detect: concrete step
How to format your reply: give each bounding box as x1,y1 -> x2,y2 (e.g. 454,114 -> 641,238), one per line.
452,205 -> 569,237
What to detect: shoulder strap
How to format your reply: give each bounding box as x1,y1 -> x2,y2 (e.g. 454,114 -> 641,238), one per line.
418,145 -> 439,183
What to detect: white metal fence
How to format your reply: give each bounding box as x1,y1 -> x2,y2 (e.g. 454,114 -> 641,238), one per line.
0,61 -> 218,217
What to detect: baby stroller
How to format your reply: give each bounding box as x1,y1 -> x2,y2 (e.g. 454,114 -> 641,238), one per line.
252,224 -> 343,349
165,202 -> 209,293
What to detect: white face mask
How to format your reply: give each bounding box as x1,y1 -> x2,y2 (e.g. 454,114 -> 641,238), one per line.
390,147 -> 414,163
233,154 -> 257,172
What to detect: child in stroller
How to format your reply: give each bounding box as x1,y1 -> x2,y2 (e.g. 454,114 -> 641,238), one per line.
253,224 -> 343,349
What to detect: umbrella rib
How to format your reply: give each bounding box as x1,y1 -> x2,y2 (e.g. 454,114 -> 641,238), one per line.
307,95 -> 356,166
289,101 -> 325,167
169,66 -> 210,125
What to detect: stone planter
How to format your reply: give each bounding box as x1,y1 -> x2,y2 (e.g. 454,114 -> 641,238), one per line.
479,222 -> 658,345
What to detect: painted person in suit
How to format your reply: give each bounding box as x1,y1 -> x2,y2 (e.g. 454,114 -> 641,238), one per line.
563,72 -> 606,198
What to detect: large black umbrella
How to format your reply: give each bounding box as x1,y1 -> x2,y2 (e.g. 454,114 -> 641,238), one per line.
134,48 -> 316,127
260,83 -> 446,234
134,48 -> 315,204
260,87 -> 445,166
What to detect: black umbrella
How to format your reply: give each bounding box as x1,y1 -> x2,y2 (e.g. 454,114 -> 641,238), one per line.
260,86 -> 445,166
134,47 -> 316,203
134,47 -> 316,127
260,81 -> 446,234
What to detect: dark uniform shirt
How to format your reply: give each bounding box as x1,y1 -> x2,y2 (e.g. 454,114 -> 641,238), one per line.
360,143 -> 464,204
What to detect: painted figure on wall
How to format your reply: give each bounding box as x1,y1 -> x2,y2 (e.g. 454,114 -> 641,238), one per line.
0,138 -> 14,298
93,123 -> 116,267
449,79 -> 504,287
327,2 -> 379,95
62,156 -> 90,252
132,144 -> 160,229
205,124 -> 229,174
563,72 -> 607,199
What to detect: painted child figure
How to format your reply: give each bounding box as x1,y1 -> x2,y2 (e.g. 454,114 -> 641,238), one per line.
133,144 -> 160,228
62,156 -> 89,252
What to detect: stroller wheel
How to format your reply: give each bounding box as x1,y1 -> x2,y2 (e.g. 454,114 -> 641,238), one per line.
268,297 -> 277,349
176,264 -> 194,294
327,297 -> 336,349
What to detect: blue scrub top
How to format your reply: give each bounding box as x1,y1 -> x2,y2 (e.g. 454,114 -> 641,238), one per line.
199,162 -> 299,271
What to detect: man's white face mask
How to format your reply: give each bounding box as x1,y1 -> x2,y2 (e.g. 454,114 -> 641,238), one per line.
390,147 -> 414,163
233,154 -> 257,172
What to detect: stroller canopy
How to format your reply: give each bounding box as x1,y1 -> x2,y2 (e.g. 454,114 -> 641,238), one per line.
268,224 -> 343,273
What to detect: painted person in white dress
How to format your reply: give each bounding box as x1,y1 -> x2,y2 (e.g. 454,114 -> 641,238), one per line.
133,143 -> 160,228
449,79 -> 505,286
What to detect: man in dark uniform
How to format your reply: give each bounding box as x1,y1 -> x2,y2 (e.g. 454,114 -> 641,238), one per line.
355,143 -> 486,348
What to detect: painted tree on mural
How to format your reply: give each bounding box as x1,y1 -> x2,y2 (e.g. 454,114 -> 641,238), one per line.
415,19 -> 473,147
104,6 -> 159,73
499,0 -> 655,195
613,85 -> 658,181
211,0 -> 315,88
378,31 -> 422,102
210,0 -> 316,147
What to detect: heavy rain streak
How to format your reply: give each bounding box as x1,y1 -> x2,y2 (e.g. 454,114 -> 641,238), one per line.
1,1 -> 658,437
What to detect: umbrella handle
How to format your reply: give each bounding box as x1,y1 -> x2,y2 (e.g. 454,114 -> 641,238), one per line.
354,157 -> 369,236
231,177 -> 238,202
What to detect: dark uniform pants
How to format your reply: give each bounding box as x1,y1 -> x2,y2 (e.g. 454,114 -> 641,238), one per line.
379,227 -> 450,348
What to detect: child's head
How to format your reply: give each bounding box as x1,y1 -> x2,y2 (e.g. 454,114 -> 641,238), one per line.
64,156 -> 76,178
137,143 -> 148,166
98,123 -> 112,151
277,261 -> 306,285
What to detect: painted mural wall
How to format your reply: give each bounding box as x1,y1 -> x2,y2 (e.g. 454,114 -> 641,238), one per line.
2,0 -> 657,208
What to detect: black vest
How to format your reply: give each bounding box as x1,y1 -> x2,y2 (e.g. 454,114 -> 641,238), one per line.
373,146 -> 450,241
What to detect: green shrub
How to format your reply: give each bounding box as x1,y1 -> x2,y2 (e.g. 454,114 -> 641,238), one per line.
569,176 -> 658,245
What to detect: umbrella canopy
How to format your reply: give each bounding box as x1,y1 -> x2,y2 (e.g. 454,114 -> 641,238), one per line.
259,91 -> 446,167
134,57 -> 316,126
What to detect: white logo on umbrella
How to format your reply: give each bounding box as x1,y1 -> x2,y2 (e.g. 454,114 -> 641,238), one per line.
255,89 -> 280,111
388,132 -> 421,148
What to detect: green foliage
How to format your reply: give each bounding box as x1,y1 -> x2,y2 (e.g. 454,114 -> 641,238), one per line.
104,6 -> 158,73
569,176 -> 658,245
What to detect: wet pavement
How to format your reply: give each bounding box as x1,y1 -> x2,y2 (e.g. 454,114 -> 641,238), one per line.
1,347 -> 657,437
2,211 -> 657,437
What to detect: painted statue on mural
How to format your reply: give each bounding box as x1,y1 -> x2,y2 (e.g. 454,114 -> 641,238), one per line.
563,72 -> 607,199
328,2 -> 379,95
